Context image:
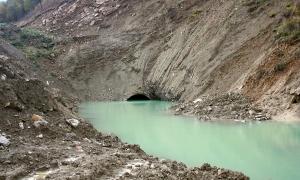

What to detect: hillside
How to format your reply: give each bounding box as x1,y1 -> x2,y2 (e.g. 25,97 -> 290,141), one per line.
15,0 -> 300,120
1,0 -> 300,179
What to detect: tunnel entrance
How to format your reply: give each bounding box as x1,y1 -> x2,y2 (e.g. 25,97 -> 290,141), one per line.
127,94 -> 151,101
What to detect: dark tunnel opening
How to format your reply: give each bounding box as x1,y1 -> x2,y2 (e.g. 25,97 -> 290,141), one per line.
127,94 -> 151,101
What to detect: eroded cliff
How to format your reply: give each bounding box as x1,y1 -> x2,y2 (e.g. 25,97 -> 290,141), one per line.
15,0 -> 300,120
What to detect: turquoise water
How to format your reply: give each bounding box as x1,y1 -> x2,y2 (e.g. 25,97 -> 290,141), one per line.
79,101 -> 300,180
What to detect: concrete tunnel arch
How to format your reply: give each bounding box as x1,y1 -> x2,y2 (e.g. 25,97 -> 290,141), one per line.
127,93 -> 151,101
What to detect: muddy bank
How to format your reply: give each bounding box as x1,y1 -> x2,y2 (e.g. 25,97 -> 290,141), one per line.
0,132 -> 249,180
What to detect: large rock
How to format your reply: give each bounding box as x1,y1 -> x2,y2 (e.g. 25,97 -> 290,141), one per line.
0,136 -> 10,146
32,114 -> 48,128
66,118 -> 80,128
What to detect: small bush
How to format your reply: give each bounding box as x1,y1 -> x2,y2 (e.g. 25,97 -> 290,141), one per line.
248,5 -> 259,12
50,72 -> 57,78
164,33 -> 173,42
177,0 -> 186,6
21,28 -> 43,39
276,62 -> 286,71
276,50 -> 284,56
269,12 -> 276,17
232,53 -> 241,59
285,2 -> 292,8
246,0 -> 265,12
189,8 -> 204,20
225,22 -> 234,29
275,18 -> 300,44
11,39 -> 24,47
41,36 -> 53,44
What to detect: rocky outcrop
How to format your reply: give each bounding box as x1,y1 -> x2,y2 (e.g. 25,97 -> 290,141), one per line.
16,0 -> 298,118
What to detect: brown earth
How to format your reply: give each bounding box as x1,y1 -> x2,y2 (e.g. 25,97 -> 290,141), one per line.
1,0 -> 300,179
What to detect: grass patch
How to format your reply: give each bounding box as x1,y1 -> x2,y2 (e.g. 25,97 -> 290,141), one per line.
269,11 -> 276,17
246,0 -> 265,12
225,22 -> 234,29
285,2 -> 292,8
275,18 -> 300,44
50,72 -> 57,78
276,50 -> 284,56
276,62 -> 286,71
189,8 -> 204,20
11,39 -> 24,47
232,53 -> 241,59
164,32 -> 173,42
21,48 -> 59,60
20,28 -> 44,39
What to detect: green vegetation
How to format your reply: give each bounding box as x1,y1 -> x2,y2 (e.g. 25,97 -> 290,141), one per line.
232,53 -> 241,59
0,0 -> 43,22
269,11 -> 276,17
285,2 -> 292,8
11,39 -> 24,47
276,49 -> 284,56
50,72 -> 57,78
189,8 -> 204,20
164,32 -> 173,42
22,48 -> 59,59
246,0 -> 266,12
276,62 -> 286,71
177,0 -> 186,6
275,18 -> 300,44
21,28 -> 44,39
225,22 -> 234,29
0,24 -> 65,62
274,2 -> 300,44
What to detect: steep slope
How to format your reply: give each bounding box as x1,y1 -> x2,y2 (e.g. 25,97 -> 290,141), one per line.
18,1 -> 300,114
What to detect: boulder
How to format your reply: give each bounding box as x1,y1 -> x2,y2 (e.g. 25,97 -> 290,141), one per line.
0,136 -> 10,146
32,114 -> 48,128
31,114 -> 44,121
66,118 -> 80,128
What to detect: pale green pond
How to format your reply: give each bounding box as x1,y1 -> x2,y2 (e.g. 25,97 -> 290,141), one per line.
79,100 -> 300,180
